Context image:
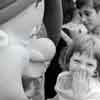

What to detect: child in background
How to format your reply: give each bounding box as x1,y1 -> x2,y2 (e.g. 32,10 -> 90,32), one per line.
49,34 -> 100,100
62,0 -> 100,45
76,0 -> 100,38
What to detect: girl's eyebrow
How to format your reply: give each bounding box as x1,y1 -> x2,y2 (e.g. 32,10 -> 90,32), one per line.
86,59 -> 96,64
79,11 -> 82,16
73,58 -> 81,63
84,9 -> 90,12
83,9 -> 93,15
86,62 -> 94,66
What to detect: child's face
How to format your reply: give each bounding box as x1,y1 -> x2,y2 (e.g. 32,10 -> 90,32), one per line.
69,52 -> 97,76
79,6 -> 100,31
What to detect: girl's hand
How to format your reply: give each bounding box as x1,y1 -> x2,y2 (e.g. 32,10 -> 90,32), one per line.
72,70 -> 90,98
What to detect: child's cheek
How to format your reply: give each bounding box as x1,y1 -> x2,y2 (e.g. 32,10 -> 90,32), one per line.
87,67 -> 96,76
69,60 -> 79,72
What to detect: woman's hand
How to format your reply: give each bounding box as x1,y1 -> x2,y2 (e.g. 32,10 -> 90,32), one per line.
72,70 -> 90,98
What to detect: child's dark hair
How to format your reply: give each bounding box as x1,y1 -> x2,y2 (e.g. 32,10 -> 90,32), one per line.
62,0 -> 76,23
59,34 -> 100,77
76,0 -> 100,12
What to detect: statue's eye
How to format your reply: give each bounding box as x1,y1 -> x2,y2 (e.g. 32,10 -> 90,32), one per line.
73,59 -> 81,64
0,0 -> 16,9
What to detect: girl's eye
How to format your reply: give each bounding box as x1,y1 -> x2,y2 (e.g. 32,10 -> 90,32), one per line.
73,59 -> 81,63
84,11 -> 90,16
79,12 -> 82,17
86,63 -> 94,67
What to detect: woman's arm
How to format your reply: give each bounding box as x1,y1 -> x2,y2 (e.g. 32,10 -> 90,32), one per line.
43,0 -> 63,46
61,30 -> 72,45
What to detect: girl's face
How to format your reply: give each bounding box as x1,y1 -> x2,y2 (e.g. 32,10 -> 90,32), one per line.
69,52 -> 97,76
79,6 -> 100,31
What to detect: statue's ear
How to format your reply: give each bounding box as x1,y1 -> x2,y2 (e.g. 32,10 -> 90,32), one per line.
0,30 -> 8,47
29,49 -> 45,62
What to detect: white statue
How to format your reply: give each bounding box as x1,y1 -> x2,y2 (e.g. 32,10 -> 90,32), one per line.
0,0 -> 56,100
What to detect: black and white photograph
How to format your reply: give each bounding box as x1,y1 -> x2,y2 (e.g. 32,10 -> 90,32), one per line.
0,0 -> 100,100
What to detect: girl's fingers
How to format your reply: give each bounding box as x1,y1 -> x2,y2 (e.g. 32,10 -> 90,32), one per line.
80,70 -> 85,80
72,72 -> 80,96
78,70 -> 88,80
72,70 -> 90,98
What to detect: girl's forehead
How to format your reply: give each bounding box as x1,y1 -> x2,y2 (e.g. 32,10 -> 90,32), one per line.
80,6 -> 95,12
72,51 -> 95,59
71,52 -> 97,65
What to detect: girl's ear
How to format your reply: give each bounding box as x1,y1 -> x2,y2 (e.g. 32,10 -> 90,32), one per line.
97,11 -> 100,24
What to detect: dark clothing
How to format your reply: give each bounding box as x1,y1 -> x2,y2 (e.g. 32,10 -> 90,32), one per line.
43,0 -> 63,46
44,0 -> 75,99
62,0 -> 75,24
43,0 -> 63,98
45,39 -> 65,99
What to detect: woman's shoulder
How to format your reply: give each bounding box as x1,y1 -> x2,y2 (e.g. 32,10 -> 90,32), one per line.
47,95 -> 59,100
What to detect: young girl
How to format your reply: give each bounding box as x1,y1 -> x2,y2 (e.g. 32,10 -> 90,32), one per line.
49,34 -> 100,100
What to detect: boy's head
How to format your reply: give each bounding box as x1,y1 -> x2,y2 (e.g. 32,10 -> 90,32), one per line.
76,0 -> 100,31
76,0 -> 100,12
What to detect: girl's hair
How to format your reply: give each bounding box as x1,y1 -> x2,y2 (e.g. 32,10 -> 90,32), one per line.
76,0 -> 100,12
59,34 -> 100,77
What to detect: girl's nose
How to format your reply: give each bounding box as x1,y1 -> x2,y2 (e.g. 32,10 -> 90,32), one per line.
81,15 -> 87,24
